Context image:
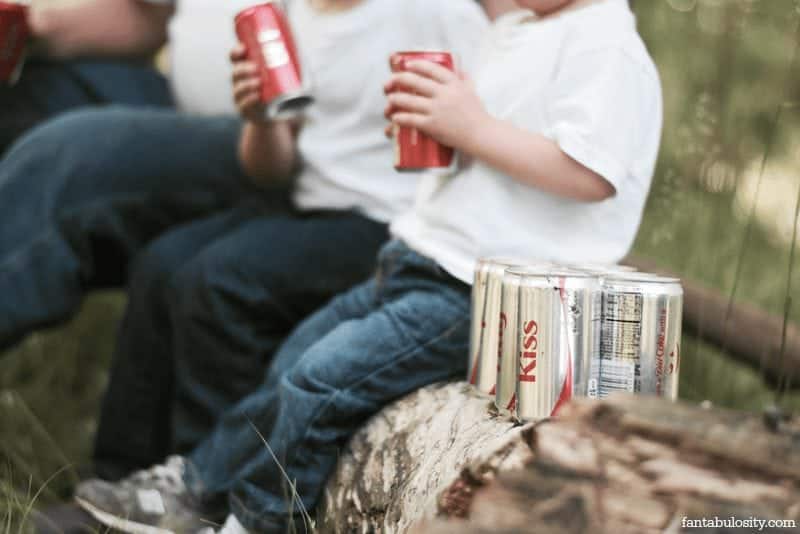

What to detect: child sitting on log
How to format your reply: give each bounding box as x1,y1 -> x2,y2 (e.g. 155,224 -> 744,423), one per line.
74,0 -> 661,532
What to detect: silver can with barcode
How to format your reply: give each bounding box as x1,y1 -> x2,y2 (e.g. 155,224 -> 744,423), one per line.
471,258 -> 538,395
599,274 -> 683,400
571,264 -> 642,399
514,269 -> 601,421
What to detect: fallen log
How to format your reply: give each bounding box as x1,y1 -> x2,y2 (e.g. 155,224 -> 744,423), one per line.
625,257 -> 800,389
321,382 -> 800,533
320,382 -> 531,533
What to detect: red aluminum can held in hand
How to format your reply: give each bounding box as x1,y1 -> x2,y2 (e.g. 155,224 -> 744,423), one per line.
235,1 -> 312,120
390,50 -> 455,172
0,1 -> 29,86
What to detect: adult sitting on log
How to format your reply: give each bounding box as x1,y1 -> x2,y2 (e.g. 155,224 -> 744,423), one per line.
0,0 -> 276,356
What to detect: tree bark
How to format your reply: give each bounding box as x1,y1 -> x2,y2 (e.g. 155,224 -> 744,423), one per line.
321,383 -> 800,534
319,382 -> 532,533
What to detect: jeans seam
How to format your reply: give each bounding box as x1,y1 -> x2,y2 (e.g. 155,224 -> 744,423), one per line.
236,314 -> 470,521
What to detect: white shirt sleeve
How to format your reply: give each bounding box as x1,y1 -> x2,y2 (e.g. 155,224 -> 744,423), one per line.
544,48 -> 661,191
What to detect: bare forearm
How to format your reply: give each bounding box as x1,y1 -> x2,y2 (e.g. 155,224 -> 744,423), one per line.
238,121 -> 298,188
462,118 -> 615,202
29,0 -> 172,59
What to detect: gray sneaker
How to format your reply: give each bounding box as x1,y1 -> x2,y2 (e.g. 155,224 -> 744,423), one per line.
74,456 -> 221,534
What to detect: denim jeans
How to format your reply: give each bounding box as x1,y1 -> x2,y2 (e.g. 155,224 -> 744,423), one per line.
0,107 -> 264,351
0,59 -> 172,154
93,207 -> 389,479
185,240 -> 471,532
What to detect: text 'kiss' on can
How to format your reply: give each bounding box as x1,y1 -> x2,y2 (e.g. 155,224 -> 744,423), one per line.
235,1 -> 313,120
390,50 -> 455,172
514,269 -> 601,422
495,266 -> 554,414
468,257 -> 550,394
599,273 -> 683,400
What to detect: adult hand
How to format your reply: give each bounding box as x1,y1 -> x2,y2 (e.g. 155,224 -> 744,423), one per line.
231,44 -> 267,123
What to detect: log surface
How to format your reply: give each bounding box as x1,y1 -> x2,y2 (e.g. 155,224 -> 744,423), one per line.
422,395 -> 800,533
321,384 -> 800,534
320,382 -> 531,533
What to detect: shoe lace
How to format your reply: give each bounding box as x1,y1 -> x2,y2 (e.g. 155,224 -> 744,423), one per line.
128,455 -> 187,493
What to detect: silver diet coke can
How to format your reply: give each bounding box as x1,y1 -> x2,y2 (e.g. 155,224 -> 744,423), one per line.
495,265 -> 552,414
571,264 -> 641,398
495,268 -> 524,413
514,269 -> 601,421
472,258 -> 531,395
468,258 -> 492,386
599,274 -> 683,400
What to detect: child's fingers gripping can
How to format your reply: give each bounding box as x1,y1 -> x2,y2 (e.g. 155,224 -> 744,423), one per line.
0,1 -> 29,86
514,269 -> 600,422
599,274 -> 683,400
235,1 -> 313,120
389,50 -> 455,172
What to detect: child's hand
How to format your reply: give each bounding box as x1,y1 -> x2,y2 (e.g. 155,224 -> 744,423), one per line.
383,60 -> 488,151
231,44 -> 267,123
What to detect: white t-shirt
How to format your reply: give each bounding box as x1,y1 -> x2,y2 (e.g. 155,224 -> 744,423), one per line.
144,0 -> 254,114
391,0 -> 663,284
287,0 -> 488,222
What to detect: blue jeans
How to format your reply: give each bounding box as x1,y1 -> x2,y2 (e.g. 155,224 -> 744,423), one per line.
0,59 -> 171,154
0,107 -> 262,351
185,240 -> 471,532
93,207 -> 389,479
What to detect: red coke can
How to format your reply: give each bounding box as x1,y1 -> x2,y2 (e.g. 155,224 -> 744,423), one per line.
0,1 -> 29,86
235,1 -> 312,120
390,50 -> 455,172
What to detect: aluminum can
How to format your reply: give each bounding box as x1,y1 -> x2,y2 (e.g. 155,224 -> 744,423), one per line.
599,274 -> 683,400
515,270 -> 601,421
471,258 -> 525,395
495,265 -> 557,413
570,263 -> 639,390
570,262 -> 637,274
468,257 -> 548,394
495,268 -> 527,413
235,2 -> 312,120
390,50 -> 454,171
467,258 -> 491,386
0,1 -> 28,86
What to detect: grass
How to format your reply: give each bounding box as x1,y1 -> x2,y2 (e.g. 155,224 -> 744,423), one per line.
0,292 -> 122,532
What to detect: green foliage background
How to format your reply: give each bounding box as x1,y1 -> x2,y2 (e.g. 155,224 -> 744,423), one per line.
2,0 -> 800,528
